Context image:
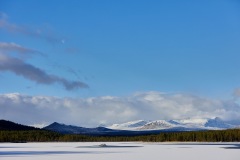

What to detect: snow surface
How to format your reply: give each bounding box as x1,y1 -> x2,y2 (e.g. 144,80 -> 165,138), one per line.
0,142 -> 240,160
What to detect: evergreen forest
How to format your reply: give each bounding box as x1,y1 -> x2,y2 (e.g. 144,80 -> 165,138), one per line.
0,129 -> 239,142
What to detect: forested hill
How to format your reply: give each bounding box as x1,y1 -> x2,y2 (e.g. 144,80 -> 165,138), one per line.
0,120 -> 39,131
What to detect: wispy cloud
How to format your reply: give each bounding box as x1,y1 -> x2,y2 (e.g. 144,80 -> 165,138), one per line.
0,42 -> 41,56
0,12 -> 64,44
0,53 -> 89,90
0,92 -> 239,127
50,63 -> 82,80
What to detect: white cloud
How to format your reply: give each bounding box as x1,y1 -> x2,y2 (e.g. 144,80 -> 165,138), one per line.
0,92 -> 240,127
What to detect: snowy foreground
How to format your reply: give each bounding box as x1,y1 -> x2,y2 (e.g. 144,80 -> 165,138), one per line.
0,142 -> 240,160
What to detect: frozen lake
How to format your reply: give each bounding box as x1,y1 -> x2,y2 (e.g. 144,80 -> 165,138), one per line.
0,142 -> 240,160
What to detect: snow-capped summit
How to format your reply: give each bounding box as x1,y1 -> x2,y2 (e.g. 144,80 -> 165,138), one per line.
108,120 -> 148,130
138,120 -> 175,130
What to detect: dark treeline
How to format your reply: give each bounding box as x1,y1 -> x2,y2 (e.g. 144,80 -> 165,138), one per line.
0,130 -> 60,142
0,129 -> 240,142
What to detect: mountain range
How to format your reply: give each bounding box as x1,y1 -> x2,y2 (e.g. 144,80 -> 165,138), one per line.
107,117 -> 235,131
1,118 -> 239,136
42,117 -> 239,136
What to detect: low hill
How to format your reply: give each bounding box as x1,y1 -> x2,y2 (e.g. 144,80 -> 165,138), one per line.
0,120 -> 39,131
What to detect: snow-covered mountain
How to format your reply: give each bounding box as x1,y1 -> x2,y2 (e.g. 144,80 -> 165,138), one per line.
107,117 -> 235,131
138,120 -> 175,130
204,117 -> 233,128
109,120 -> 149,130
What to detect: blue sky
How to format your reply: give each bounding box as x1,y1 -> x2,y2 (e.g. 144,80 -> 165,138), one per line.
0,0 -> 240,126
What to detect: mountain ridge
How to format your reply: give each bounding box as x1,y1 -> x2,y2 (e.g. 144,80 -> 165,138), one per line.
107,117 -> 236,131
44,122 -> 113,134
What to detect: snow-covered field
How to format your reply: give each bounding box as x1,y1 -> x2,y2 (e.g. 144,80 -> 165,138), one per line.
0,142 -> 240,160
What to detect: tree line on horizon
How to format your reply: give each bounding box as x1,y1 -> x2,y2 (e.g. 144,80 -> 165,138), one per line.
0,129 -> 240,142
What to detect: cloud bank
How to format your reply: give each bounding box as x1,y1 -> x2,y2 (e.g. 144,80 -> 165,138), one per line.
0,92 -> 239,127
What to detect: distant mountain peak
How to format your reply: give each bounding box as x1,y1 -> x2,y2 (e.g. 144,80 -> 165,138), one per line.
51,122 -> 61,125
204,117 -> 232,129
46,122 -> 64,127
